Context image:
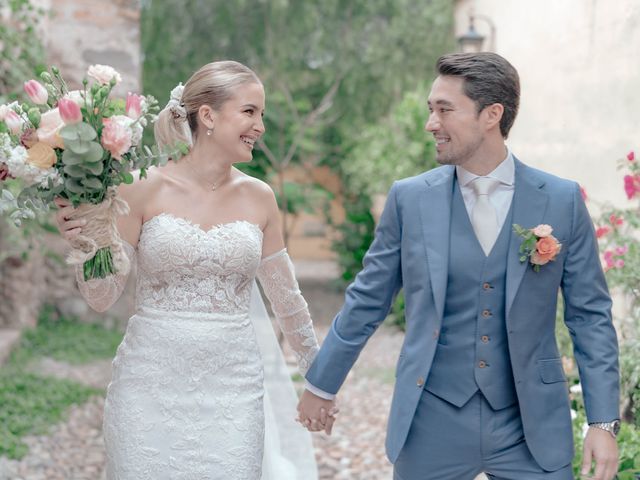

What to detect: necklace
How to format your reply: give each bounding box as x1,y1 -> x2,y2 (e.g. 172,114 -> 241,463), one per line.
209,171 -> 231,191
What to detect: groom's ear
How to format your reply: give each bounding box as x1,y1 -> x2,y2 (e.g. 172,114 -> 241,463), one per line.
482,103 -> 504,132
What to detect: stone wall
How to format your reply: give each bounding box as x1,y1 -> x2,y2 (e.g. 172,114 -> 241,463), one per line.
453,0 -> 640,208
0,0 -> 141,330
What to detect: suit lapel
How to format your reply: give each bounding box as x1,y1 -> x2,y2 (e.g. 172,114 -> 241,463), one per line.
418,166 -> 455,322
505,159 -> 549,318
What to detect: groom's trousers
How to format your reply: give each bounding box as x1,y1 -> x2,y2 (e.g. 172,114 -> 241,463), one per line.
393,390 -> 574,480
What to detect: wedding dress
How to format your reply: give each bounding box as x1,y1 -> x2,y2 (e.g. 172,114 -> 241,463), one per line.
75,212 -> 319,480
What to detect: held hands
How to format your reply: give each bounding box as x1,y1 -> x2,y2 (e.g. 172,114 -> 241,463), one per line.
581,427 -> 619,480
296,389 -> 339,435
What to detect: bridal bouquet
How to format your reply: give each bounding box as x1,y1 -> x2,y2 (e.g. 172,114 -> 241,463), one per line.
0,64 -> 186,279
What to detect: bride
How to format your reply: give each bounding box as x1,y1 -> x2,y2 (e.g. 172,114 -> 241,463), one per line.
54,60 -> 331,479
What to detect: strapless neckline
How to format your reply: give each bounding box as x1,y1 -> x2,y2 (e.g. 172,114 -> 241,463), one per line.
141,212 -> 263,237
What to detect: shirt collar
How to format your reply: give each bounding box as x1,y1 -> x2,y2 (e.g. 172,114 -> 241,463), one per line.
456,148 -> 515,188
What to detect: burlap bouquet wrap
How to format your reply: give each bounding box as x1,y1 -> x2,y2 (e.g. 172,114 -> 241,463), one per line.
65,187 -> 131,277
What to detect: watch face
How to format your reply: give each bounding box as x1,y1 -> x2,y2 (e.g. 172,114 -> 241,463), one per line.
612,420 -> 621,435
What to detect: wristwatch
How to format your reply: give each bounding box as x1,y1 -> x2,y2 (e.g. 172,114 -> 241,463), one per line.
588,419 -> 621,438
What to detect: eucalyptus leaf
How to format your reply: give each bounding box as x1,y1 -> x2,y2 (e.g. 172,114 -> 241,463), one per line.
64,138 -> 92,155
82,177 -> 103,189
63,164 -> 86,177
64,177 -> 85,194
59,122 -> 92,141
83,161 -> 104,176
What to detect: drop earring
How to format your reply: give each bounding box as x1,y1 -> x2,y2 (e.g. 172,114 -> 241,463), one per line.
206,129 -> 213,136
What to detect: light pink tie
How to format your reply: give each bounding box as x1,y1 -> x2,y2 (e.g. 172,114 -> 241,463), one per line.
471,177 -> 500,255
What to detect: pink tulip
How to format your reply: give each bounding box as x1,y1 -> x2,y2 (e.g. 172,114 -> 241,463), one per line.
58,98 -> 82,125
627,151 -> 635,162
125,93 -> 143,120
4,110 -> 23,134
23,80 -> 48,105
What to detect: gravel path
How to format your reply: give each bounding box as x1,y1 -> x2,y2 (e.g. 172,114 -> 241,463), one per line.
0,273 -> 487,479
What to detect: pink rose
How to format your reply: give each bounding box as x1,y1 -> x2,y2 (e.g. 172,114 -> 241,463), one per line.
125,93 -> 143,120
603,250 -> 615,270
615,245 -> 628,256
58,98 -> 82,125
531,235 -> 561,265
23,79 -> 48,105
532,224 -> 553,238
609,214 -> 623,226
595,226 -> 611,239
624,174 -> 640,200
36,108 -> 65,149
101,116 -> 132,160
580,186 -> 588,201
87,64 -> 122,85
627,151 -> 635,162
4,110 -> 24,134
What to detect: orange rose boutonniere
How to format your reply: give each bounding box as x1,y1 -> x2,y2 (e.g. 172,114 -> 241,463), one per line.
513,224 -> 562,272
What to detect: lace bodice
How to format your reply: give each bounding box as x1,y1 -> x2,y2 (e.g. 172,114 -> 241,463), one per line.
136,213 -> 262,314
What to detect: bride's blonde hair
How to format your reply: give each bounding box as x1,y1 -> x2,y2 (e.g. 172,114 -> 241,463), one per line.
154,60 -> 261,150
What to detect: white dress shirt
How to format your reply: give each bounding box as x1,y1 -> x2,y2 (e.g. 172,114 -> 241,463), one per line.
306,149 -> 517,400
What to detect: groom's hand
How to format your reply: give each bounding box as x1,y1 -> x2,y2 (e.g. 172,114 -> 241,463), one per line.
580,427 -> 619,480
297,389 -> 338,435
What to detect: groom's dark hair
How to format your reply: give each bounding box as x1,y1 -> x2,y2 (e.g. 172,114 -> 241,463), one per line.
436,52 -> 520,138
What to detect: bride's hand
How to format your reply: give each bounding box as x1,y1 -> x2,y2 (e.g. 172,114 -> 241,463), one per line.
53,197 -> 86,243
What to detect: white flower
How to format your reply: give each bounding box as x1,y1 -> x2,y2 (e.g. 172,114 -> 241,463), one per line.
569,383 -> 582,394
87,64 -> 122,85
570,409 -> 577,420
64,89 -> 89,107
169,83 -> 184,103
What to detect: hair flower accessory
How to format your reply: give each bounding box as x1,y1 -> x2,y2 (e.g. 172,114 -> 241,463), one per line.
513,223 -> 562,272
167,83 -> 186,120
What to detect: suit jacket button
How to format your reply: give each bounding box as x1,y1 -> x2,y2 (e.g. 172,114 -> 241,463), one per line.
482,309 -> 491,318
483,282 -> 491,290
416,377 -> 425,387
478,360 -> 487,368
481,335 -> 489,343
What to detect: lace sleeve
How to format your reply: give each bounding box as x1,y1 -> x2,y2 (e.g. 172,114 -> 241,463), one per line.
75,241 -> 135,313
256,249 -> 320,376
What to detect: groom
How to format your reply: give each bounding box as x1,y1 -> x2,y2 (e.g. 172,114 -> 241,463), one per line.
299,52 -> 620,479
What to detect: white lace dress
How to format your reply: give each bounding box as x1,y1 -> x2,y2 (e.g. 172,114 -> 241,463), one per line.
76,213 -> 319,480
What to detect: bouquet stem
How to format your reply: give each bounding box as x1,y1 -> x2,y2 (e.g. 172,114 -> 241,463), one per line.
82,246 -> 115,280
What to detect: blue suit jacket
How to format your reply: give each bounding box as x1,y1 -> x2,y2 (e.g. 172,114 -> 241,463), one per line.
306,159 -> 619,470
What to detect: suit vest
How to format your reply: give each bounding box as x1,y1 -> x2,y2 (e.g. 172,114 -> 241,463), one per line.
424,177 -> 518,410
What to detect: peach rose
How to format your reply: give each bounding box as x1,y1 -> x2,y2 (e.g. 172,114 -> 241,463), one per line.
532,224 -> 553,238
101,116 -> 132,160
531,235 -> 562,265
36,108 -> 65,149
26,142 -> 57,169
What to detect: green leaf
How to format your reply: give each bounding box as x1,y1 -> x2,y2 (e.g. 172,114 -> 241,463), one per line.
81,177 -> 103,189
64,138 -> 92,155
122,172 -> 134,184
62,164 -> 85,177
64,177 -> 85,194
59,122 -> 97,142
83,161 -> 104,176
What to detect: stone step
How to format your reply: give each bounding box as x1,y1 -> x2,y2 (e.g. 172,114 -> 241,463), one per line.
0,328 -> 21,366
